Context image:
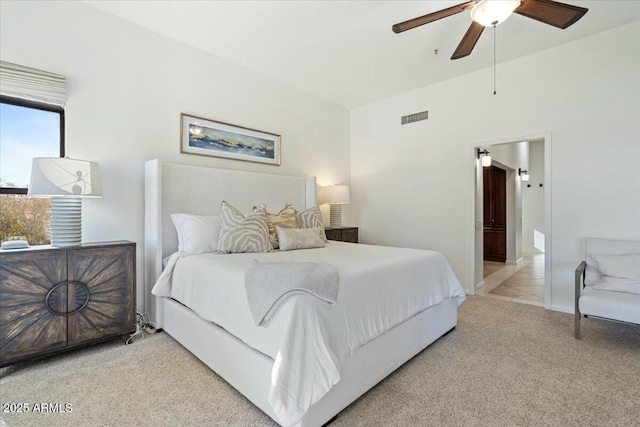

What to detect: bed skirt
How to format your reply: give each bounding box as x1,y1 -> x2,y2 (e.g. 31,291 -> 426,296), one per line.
159,296 -> 458,427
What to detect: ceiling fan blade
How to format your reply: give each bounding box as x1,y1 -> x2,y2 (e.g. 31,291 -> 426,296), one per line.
514,0 -> 588,29
451,21 -> 485,60
392,1 -> 476,33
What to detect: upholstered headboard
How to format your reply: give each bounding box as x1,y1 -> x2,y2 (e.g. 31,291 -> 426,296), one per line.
144,159 -> 317,323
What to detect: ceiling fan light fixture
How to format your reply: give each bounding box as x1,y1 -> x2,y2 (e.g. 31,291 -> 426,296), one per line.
470,0 -> 521,27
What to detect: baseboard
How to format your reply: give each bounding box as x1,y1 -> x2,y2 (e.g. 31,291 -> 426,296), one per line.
505,257 -> 524,266
475,281 -> 485,291
550,304 -> 573,314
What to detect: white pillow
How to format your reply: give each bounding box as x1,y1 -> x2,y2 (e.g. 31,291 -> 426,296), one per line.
276,226 -> 326,251
590,253 -> 640,281
171,213 -> 221,255
584,255 -> 602,286
592,277 -> 640,295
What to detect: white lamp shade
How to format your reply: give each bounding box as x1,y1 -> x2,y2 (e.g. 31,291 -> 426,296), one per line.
481,155 -> 492,167
322,184 -> 350,205
29,157 -> 102,197
521,172 -> 530,182
471,0 -> 521,27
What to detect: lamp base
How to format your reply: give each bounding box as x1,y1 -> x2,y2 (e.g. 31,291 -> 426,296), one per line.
329,204 -> 342,228
50,197 -> 82,247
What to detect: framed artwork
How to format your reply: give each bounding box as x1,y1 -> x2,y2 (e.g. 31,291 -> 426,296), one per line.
180,113 -> 281,165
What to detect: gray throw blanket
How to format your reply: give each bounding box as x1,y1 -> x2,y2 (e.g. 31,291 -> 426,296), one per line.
244,260 -> 339,326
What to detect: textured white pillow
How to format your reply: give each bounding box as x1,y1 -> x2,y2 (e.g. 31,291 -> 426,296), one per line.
171,213 -> 221,255
276,226 -> 326,251
590,253 -> 640,280
216,201 -> 272,253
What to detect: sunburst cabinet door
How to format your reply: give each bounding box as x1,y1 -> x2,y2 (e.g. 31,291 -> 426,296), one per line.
67,244 -> 136,344
0,250 -> 68,365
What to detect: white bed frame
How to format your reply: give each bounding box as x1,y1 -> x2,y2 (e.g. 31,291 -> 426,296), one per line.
144,159 -> 458,426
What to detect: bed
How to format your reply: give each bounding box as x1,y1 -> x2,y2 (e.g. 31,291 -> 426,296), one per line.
144,159 -> 466,427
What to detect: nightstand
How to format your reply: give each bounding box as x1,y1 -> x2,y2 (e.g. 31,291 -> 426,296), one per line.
325,227 -> 358,243
0,241 -> 136,367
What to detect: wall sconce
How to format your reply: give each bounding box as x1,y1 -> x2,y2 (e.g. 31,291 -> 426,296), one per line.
477,148 -> 492,167
518,168 -> 530,182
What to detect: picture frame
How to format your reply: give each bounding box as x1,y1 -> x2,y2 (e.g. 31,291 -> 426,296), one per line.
180,113 -> 281,166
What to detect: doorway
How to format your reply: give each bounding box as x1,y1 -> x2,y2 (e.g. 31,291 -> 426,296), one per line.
473,138 -> 549,308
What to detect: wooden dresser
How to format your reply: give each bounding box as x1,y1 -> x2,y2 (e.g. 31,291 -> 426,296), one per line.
325,227 -> 358,243
0,241 -> 136,367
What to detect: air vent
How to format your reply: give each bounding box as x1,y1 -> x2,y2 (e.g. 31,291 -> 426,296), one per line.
401,110 -> 428,125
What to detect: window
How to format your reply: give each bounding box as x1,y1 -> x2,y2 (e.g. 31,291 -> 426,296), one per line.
0,96 -> 64,193
0,96 -> 65,244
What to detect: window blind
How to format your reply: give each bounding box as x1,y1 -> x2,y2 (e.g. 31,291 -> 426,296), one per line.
0,61 -> 66,107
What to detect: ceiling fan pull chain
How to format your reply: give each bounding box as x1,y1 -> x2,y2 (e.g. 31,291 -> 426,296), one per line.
493,25 -> 497,95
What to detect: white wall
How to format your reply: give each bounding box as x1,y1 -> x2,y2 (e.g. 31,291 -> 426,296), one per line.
489,142 -> 529,173
0,1 -> 351,311
488,141 -> 529,265
351,21 -> 640,312
522,140 -> 545,252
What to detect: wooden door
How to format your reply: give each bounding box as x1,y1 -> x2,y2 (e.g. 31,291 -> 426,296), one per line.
483,166 -> 506,262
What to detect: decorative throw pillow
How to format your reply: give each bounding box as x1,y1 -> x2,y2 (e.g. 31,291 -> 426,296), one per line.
171,213 -> 221,255
590,253 -> 640,280
276,226 -> 326,251
216,201 -> 272,253
266,204 -> 299,249
592,276 -> 640,295
295,206 -> 327,242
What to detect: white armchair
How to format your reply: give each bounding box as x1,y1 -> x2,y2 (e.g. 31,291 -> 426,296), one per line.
574,238 -> 640,339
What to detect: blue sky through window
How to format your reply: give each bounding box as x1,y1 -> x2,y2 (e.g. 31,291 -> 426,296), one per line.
0,102 -> 60,188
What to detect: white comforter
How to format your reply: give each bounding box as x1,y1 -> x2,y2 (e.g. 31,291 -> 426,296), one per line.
152,242 -> 465,426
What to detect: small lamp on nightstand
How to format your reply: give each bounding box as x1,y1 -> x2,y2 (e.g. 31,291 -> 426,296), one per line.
29,157 -> 102,247
322,184 -> 350,228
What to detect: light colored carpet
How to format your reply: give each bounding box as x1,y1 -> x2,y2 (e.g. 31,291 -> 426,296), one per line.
1,296 -> 638,427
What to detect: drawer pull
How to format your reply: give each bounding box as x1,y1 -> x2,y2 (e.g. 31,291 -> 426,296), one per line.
45,282 -> 90,316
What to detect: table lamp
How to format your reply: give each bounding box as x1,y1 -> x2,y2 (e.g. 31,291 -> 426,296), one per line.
29,157 -> 102,247
322,184 -> 350,228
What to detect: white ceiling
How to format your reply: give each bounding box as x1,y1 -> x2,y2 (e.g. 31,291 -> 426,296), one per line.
85,1 -> 640,108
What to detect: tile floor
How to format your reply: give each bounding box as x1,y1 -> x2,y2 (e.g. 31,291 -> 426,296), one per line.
477,252 -> 545,307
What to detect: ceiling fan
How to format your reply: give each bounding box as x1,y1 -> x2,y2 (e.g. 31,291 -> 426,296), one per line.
392,0 -> 588,60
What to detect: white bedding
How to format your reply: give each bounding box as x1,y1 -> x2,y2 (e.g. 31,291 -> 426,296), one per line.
152,241 -> 465,426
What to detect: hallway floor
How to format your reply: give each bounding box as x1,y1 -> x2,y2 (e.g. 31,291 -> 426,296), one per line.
477,252 -> 545,307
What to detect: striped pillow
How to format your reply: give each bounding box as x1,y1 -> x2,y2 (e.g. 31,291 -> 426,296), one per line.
296,206 -> 327,242
217,201 -> 272,253
266,204 -> 299,249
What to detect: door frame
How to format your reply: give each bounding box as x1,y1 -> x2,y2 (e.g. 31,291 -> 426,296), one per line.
469,132 -> 552,309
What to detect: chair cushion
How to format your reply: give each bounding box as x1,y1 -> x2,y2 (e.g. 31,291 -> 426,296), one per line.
579,286 -> 640,325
